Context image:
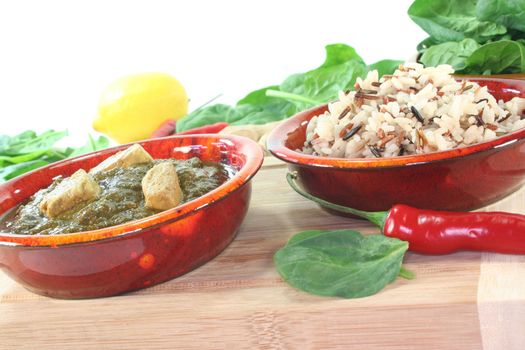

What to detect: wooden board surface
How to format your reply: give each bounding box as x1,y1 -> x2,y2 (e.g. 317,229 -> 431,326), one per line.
1,157 -> 524,350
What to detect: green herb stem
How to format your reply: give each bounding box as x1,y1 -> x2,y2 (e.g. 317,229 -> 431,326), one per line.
399,267 -> 415,280
265,89 -> 321,106
286,172 -> 388,229
191,93 -> 223,114
88,134 -> 96,152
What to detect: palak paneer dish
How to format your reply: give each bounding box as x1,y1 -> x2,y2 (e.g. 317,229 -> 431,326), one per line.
0,144 -> 233,235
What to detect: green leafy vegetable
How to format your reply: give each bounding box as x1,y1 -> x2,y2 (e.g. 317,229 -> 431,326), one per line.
420,38 -> 481,70
0,130 -> 68,156
408,0 -> 507,44
319,43 -> 365,67
265,90 -> 321,106
175,104 -> 241,132
176,44 -> 401,132
0,160 -> 51,182
233,86 -> 300,125
236,85 -> 281,106
274,229 -> 410,298
476,0 -> 525,33
67,134 -> 110,158
464,40 -> 525,74
409,0 -> 525,75
416,36 -> 441,52
276,43 -> 367,111
367,59 -> 405,77
279,60 -> 367,111
0,130 -> 110,182
234,103 -> 299,126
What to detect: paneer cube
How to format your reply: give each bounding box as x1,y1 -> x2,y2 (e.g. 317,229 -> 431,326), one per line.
90,144 -> 153,174
39,169 -> 101,218
142,162 -> 182,211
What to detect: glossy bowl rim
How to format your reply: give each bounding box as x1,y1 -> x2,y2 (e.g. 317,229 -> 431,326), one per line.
267,78 -> 525,169
0,134 -> 264,248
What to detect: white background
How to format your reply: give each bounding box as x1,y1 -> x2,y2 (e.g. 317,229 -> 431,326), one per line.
0,0 -> 427,143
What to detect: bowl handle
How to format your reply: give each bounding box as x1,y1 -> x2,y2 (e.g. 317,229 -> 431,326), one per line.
286,172 -> 387,228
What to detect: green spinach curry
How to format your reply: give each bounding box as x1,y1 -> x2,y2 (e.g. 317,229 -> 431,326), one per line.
0,156 -> 233,236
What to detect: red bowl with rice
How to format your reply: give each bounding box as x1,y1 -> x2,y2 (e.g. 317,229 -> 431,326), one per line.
267,76 -> 525,214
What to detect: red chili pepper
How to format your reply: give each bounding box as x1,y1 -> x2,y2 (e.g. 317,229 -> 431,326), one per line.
150,119 -> 176,138
178,122 -> 228,135
384,205 -> 525,254
150,121 -> 229,138
287,172 -> 525,255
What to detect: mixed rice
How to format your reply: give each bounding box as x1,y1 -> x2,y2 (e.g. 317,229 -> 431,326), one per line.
302,63 -> 525,158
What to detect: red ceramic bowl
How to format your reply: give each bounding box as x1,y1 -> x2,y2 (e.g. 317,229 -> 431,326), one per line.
0,135 -> 263,298
267,78 -> 525,215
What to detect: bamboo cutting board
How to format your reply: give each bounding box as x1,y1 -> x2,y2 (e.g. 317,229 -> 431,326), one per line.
1,157 -> 524,350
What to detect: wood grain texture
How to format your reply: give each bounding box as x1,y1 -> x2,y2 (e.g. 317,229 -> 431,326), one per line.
477,188 -> 525,350
0,157 -> 523,350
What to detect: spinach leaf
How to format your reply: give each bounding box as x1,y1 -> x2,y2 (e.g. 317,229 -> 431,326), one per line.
287,230 -> 325,245
1,130 -> 68,156
367,59 -> 404,78
176,104 -> 242,132
420,38 -> 480,70
236,85 -> 281,106
463,40 -> 525,74
280,60 -> 367,110
0,150 -> 53,165
0,131 -> 36,153
68,135 -> 111,158
0,160 -> 52,181
319,43 -> 365,68
408,0 -> 507,44
410,0 -> 525,74
0,130 -> 110,182
177,89 -> 299,132
232,102 -> 298,126
234,86 -> 299,125
417,37 -> 441,52
477,0 -> 525,33
274,229 -> 409,298
279,44 -> 367,110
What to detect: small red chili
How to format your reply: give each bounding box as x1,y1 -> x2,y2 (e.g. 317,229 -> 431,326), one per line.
384,205 -> 525,254
287,172 -> 525,255
150,121 -> 229,138
177,122 -> 229,135
150,119 -> 177,138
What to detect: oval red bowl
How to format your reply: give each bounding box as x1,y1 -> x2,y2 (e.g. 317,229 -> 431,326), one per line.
0,134 -> 263,298
267,78 -> 525,214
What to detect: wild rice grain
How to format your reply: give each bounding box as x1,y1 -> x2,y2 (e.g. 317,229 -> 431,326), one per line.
337,106 -> 352,120
339,123 -> 354,138
342,124 -> 362,141
369,145 -> 382,158
474,114 -> 485,126
410,106 -> 425,124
